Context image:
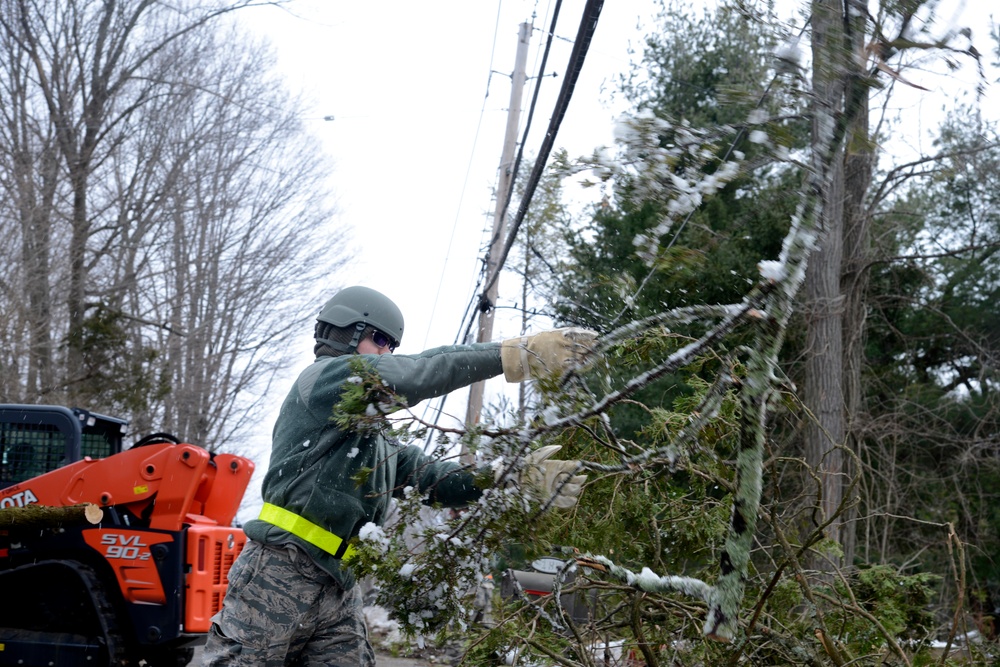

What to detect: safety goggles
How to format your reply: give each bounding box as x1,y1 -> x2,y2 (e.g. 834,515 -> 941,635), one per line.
370,329 -> 398,353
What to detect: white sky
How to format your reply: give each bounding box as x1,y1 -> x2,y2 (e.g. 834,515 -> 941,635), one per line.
232,0 -> 996,519
235,0 -> 996,351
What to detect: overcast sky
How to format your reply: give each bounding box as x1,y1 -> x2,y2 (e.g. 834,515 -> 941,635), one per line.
232,0 -> 995,514
237,0 -> 658,348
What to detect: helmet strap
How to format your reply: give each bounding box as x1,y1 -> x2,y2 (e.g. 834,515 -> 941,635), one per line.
316,321 -> 367,355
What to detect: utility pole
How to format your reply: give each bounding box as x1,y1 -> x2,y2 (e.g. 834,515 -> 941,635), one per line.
463,21 -> 531,449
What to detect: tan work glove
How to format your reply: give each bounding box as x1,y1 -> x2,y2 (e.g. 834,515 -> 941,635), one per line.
496,445 -> 587,509
501,327 -> 598,382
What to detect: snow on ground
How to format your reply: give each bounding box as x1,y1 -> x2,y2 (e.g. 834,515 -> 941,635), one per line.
364,604 -> 404,648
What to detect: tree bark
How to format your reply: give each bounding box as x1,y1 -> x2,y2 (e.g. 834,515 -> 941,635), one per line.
804,0 -> 848,572
0,503 -> 103,530
839,0 -> 876,569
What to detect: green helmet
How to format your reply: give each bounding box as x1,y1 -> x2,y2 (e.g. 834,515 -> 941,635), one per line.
315,286 -> 404,354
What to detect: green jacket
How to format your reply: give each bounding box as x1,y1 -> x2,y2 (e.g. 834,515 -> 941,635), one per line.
243,342 -> 503,588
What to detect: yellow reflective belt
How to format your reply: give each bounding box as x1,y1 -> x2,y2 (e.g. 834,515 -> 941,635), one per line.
258,503 -> 358,561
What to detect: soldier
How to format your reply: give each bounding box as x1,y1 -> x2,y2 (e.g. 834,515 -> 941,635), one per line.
203,286 -> 595,665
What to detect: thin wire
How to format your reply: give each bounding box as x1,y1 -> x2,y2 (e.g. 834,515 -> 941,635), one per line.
420,0 -> 507,440
421,0 -> 506,352
461,1 -> 561,342
478,0 -> 605,302
427,0 -> 605,441
493,0 -> 563,274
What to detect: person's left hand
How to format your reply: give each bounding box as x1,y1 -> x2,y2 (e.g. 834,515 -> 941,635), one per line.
500,328 -> 598,382
510,445 -> 587,509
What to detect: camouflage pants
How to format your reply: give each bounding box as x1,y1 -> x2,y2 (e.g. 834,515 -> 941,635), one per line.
202,540 -> 374,667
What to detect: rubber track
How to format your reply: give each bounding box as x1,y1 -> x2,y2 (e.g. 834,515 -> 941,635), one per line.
0,560 -> 128,666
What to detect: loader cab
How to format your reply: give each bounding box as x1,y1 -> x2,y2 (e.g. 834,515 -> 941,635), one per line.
0,404 -> 127,490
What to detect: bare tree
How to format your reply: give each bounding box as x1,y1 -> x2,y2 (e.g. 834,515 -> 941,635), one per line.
0,17 -> 64,401
0,0 -> 347,449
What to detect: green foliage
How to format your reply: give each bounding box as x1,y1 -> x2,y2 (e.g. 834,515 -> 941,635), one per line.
546,1 -> 1000,659
858,108 -> 1000,619
331,357 -> 409,437
354,5 -> 1000,664
350,506 -> 491,640
533,369 -> 741,573
844,566 -> 939,641
66,305 -> 164,415
509,157 -> 575,323
623,1 -> 798,129
552,2 -> 803,448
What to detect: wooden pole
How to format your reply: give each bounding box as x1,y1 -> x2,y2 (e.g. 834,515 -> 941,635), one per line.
464,21 -> 531,448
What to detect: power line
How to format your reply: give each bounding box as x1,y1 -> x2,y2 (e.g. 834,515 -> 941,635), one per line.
457,0 -> 603,347
423,0 -> 605,442
494,1 -> 564,287
419,0 -> 508,440
458,8 -> 561,348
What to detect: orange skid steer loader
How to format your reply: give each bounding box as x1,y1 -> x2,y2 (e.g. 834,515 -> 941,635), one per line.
0,405 -> 254,666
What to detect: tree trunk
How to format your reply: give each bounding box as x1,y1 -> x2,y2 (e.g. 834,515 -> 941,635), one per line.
804,0 -> 848,572
839,0 -> 875,569
24,149 -> 58,400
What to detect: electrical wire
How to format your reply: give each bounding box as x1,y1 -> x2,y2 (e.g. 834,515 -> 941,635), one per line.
423,0 -> 605,444
462,0 -> 562,350
458,0 -> 568,350
493,0 -> 564,285
458,0 -> 601,346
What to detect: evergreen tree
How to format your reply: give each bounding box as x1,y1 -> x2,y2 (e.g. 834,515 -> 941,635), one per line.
553,2 -> 802,439
344,2 -> 997,664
